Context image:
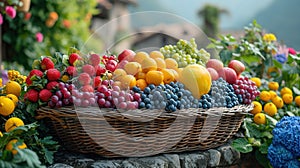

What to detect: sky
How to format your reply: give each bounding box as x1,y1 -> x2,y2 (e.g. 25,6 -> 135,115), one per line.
159,0 -> 274,29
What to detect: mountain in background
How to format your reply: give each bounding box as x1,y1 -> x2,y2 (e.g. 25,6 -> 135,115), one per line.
249,0 -> 300,50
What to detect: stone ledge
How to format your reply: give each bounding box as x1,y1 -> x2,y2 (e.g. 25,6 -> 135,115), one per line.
49,143 -> 240,168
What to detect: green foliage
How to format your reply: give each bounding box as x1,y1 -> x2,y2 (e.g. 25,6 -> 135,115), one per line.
208,20 -> 300,89
1,0 -> 98,71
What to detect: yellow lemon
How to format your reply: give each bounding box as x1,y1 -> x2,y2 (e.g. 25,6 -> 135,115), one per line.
250,101 -> 262,115
254,113 -> 266,125
6,139 -> 27,155
264,102 -> 277,117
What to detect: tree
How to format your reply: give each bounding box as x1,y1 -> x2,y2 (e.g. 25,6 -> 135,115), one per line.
198,4 -> 228,38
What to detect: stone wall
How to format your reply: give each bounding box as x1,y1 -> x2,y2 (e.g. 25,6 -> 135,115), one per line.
48,143 -> 241,168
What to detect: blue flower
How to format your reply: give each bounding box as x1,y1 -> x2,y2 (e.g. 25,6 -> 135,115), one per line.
274,54 -> 287,64
268,116 -> 300,167
268,144 -> 296,168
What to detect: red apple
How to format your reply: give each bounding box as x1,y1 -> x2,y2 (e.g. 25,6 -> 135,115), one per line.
228,60 -> 245,76
118,49 -> 135,62
116,60 -> 129,69
222,67 -> 238,84
206,59 -> 224,71
206,68 -> 219,81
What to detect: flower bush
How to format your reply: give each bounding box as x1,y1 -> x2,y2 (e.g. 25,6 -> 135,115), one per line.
1,0 -> 98,70
209,20 -> 300,167
268,116 -> 300,168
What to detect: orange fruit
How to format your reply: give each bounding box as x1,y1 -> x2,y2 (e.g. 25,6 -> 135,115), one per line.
160,69 -> 175,84
260,91 -> 271,102
149,50 -> 164,59
268,82 -> 279,90
165,58 -> 178,70
269,90 -> 277,100
5,81 -> 21,97
280,87 -> 293,97
282,94 -> 293,104
145,70 -> 164,86
169,69 -> 179,81
271,96 -> 284,109
253,113 -> 266,125
295,96 -> 300,106
6,139 -> 27,155
141,57 -> 157,73
124,62 -> 141,76
250,77 -> 261,87
154,58 -> 166,70
250,101 -> 262,115
135,72 -> 146,80
5,117 -> 24,132
113,69 -> 127,81
264,102 -> 277,116
0,97 -> 15,116
136,79 -> 147,91
133,51 -> 149,64
120,75 -> 136,90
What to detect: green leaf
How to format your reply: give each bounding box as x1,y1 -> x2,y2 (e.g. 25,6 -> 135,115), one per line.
259,142 -> 270,154
231,138 -> 253,153
26,103 -> 39,117
13,148 -> 46,168
287,111 -> 295,116
255,150 -> 272,168
273,59 -> 283,69
265,115 -> 277,126
293,87 -> 300,95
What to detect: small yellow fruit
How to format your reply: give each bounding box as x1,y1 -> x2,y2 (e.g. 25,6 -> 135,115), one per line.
0,97 -> 15,116
264,102 -> 277,117
141,57 -> 157,73
112,69 -> 127,81
154,58 -> 166,70
133,52 -> 150,64
250,101 -> 262,115
269,90 -> 277,99
0,131 -> 3,137
280,87 -> 292,97
5,81 -> 21,97
295,96 -> 300,106
165,58 -> 178,70
149,50 -> 164,59
271,96 -> 284,109
5,139 -> 27,155
282,94 -> 293,104
6,94 -> 18,107
250,77 -> 261,87
124,62 -> 141,76
61,75 -> 69,82
119,75 -> 136,90
268,82 -> 279,91
160,69 -> 175,84
5,117 -> 24,132
253,113 -> 266,125
260,91 -> 271,102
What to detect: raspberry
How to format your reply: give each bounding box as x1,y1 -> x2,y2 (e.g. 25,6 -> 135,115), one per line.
41,57 -> 54,71
81,85 -> 94,92
46,69 -> 61,81
93,76 -> 102,88
69,53 -> 81,66
24,89 -> 39,102
39,89 -> 53,102
46,81 -> 59,90
66,66 -> 77,76
29,69 -> 43,77
78,73 -> 91,86
82,64 -> 95,76
89,54 -> 101,66
95,65 -> 106,76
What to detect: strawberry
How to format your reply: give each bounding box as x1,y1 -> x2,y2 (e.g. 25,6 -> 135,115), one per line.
46,81 -> 59,90
66,66 -> 77,76
41,57 -> 54,71
82,64 -> 95,76
29,69 -> 43,77
78,73 -> 91,86
81,85 -> 94,92
39,89 -> 53,102
93,76 -> 102,88
46,69 -> 61,81
24,89 -> 39,102
89,54 -> 101,66
69,53 -> 81,66
26,69 -> 44,86
95,65 -> 106,76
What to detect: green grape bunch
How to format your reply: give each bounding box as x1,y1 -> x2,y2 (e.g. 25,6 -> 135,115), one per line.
160,38 -> 210,68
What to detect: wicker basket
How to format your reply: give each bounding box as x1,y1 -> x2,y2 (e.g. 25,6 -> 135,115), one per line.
36,105 -> 252,158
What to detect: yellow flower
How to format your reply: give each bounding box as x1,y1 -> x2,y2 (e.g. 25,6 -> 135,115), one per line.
263,33 -> 277,43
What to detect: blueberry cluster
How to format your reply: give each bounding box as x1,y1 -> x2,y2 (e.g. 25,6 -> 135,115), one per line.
199,78 -> 239,109
132,82 -> 198,112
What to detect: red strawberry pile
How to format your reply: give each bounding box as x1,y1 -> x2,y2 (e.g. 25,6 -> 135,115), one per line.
24,50 -> 140,110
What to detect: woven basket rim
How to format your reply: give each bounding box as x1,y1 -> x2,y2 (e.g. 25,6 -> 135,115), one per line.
36,104 -> 253,121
